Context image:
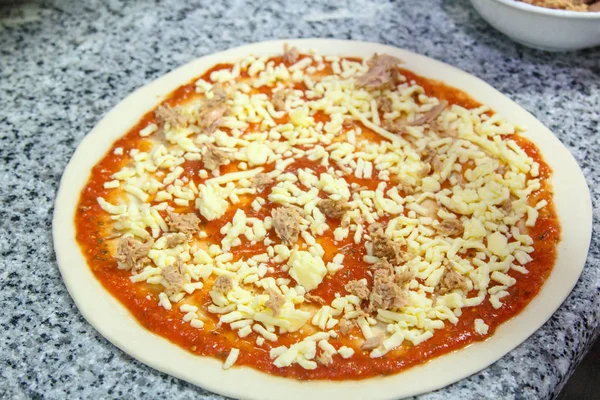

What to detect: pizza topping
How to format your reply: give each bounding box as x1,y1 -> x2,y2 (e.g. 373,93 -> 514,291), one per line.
435,218 -> 464,237
166,211 -> 201,235
162,260 -> 184,295
288,250 -> 327,292
372,236 -> 402,262
438,267 -> 468,295
367,262 -> 407,313
370,225 -> 404,264
304,293 -> 327,305
213,275 -> 233,294
115,237 -> 153,270
202,144 -> 229,171
429,154 -> 444,174
198,89 -> 228,134
416,163 -> 431,178
345,279 -> 370,300
360,334 -> 384,350
272,206 -> 301,246
223,348 -> 240,370
155,105 -> 188,128
411,100 -> 448,126
474,319 -> 490,335
195,183 -> 230,221
338,318 -> 355,336
356,53 -> 402,90
501,199 -> 513,214
282,43 -> 300,64
338,346 -> 355,359
91,48 -> 553,373
395,268 -> 413,286
252,173 -> 274,192
316,352 -> 333,366
265,287 -> 285,316
164,233 -> 187,248
139,123 -> 159,138
317,199 -> 349,219
272,89 -> 290,111
378,96 -> 393,113
383,118 -> 407,135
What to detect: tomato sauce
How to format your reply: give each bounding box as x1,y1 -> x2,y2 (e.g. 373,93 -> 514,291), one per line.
74,57 -> 560,380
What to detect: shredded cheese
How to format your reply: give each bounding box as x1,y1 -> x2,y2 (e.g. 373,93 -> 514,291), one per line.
93,46 -> 552,373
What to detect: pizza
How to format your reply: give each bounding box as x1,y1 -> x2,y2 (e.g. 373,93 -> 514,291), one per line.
74,44 -> 560,379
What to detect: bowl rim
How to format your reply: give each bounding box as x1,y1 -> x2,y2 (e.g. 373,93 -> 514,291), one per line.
489,0 -> 600,18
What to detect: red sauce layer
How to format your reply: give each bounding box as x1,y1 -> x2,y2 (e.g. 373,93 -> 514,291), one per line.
74,58 -> 560,380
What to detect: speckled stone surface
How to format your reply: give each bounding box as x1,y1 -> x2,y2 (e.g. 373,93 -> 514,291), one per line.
0,0 -> 598,398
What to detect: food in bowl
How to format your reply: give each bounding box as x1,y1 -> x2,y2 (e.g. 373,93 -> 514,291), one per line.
74,45 -> 560,379
470,0 -> 600,51
519,0 -> 600,11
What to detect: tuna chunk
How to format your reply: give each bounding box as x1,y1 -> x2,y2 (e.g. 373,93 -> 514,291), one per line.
155,105 -> 188,128
421,147 -> 444,173
304,293 -> 327,305
500,199 -> 513,214
265,287 -> 285,316
361,334 -> 384,351
395,268 -> 413,286
198,89 -> 228,134
271,206 -> 301,246
383,118 -> 407,134
419,198 -> 440,218
317,352 -> 333,366
370,224 -> 404,264
369,259 -> 395,276
368,268 -> 407,313
356,53 -> 402,91
202,144 -> 229,171
115,237 -> 154,270
213,275 -> 233,294
366,260 -> 407,313
166,211 -> 201,235
420,147 -> 436,164
272,89 -> 290,111
282,43 -> 300,65
317,198 -> 348,219
420,148 -> 443,176
430,155 -> 443,174
438,268 -> 468,295
436,219 -> 464,237
252,173 -> 274,192
378,96 -> 393,113
384,100 -> 448,133
345,279 -> 370,300
339,318 -> 355,335
162,259 -> 184,295
164,233 -> 187,248
411,100 -> 448,126
521,0 -> 588,11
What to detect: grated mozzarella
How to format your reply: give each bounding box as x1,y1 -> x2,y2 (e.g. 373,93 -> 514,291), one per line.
94,47 -> 552,373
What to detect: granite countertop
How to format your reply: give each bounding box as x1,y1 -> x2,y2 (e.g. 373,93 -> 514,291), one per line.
1,0 -> 598,398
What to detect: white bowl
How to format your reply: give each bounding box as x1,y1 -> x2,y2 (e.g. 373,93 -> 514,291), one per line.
470,0 -> 600,51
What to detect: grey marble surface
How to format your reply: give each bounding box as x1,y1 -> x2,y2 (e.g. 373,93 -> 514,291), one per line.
0,0 -> 598,399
